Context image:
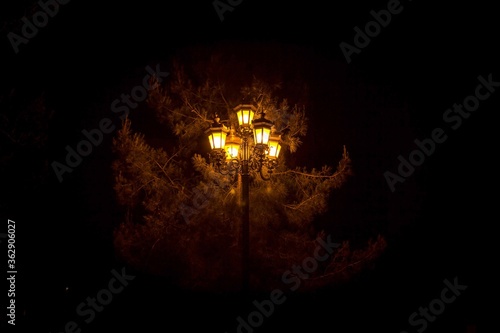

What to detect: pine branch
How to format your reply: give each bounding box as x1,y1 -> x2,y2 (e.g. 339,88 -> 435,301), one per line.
283,194 -> 321,211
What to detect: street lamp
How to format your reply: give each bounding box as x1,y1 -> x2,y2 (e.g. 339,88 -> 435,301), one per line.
224,128 -> 241,161
205,104 -> 282,291
268,133 -> 282,159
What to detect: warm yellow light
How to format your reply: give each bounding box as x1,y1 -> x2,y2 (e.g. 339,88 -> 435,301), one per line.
237,109 -> 254,126
252,112 -> 274,146
206,123 -> 229,150
254,127 -> 271,145
208,131 -> 227,150
225,144 -> 239,160
224,130 -> 241,159
234,104 -> 256,127
268,136 -> 282,158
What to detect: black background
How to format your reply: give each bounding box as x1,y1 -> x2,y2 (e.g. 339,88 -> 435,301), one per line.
1,0 -> 497,332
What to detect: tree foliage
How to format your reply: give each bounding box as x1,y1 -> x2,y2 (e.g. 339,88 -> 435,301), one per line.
111,53 -> 386,292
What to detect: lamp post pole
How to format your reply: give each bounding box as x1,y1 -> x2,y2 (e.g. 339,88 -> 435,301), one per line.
241,136 -> 250,293
205,104 -> 281,294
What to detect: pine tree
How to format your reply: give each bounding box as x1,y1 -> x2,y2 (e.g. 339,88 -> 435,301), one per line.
111,53 -> 386,292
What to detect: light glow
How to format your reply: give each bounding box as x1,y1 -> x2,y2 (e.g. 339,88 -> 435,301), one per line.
268,136 -> 281,158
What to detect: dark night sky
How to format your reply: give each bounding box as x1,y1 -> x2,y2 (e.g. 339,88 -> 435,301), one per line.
1,0 -> 497,332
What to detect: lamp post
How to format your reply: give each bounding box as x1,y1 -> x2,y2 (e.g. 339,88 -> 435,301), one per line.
205,104 -> 282,292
